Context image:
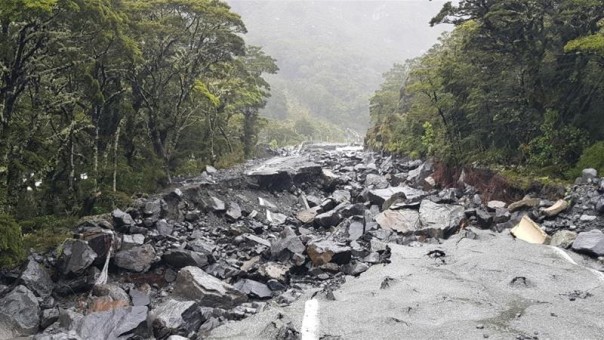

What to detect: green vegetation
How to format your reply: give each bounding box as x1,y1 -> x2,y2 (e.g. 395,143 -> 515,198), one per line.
0,0 -> 277,218
21,215 -> 77,254
367,0 -> 604,177
0,214 -> 25,268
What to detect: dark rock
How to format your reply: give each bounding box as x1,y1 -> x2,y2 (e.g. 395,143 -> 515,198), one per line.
271,227 -> 305,260
80,228 -> 115,262
475,209 -> 493,229
56,239 -> 97,276
187,239 -> 216,254
246,156 -> 322,190
54,267 -> 100,296
406,162 -> 433,186
572,230 -> 604,257
173,266 -> 247,308
20,258 -> 53,297
205,262 -> 242,280
307,240 -> 352,266
113,244 -> 155,272
494,208 -> 511,223
0,285 -> 40,338
162,249 -> 211,269
40,308 -> 59,329
314,209 -> 343,227
62,306 -> 149,340
596,196 -> 604,215
149,300 -> 202,340
367,187 -> 407,208
234,279 -> 272,299
267,279 -> 287,291
418,200 -> 465,238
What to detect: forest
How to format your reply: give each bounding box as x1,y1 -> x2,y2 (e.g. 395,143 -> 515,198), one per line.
0,0 -> 278,221
366,0 -> 604,178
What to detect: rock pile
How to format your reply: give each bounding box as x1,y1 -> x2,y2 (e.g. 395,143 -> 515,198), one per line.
1,147 -> 603,339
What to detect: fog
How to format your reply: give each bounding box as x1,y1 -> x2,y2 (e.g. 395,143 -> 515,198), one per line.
227,0 -> 451,137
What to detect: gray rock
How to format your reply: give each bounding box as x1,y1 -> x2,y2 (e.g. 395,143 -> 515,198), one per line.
57,239 -> 97,276
258,262 -> 290,282
121,234 -> 145,250
407,162 -> 433,185
40,308 -> 59,329
572,229 -> 604,257
331,190 -> 351,204
550,230 -> 577,249
113,244 -> 155,272
367,187 -> 407,208
365,174 -> 388,188
582,168 -> 598,181
271,227 -> 305,260
226,202 -> 242,221
187,239 -> 216,254
343,262 -> 369,276
486,200 -> 506,212
580,214 -> 597,222
418,200 -> 465,238
234,279 -> 272,299
112,209 -> 134,227
375,209 -> 420,234
65,306 -> 149,340
143,199 -> 164,217
209,197 -> 226,212
20,258 -> 53,297
129,289 -> 150,307
162,249 -> 211,269
173,266 -> 247,308
307,240 -> 352,266
266,210 -> 288,225
0,286 -> 40,338
246,156 -> 322,190
243,234 -> 271,248
494,208 -> 511,223
347,221 -> 365,241
149,299 -> 202,339
155,219 -> 173,236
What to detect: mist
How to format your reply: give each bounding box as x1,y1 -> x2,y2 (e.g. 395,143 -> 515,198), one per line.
227,0 -> 451,138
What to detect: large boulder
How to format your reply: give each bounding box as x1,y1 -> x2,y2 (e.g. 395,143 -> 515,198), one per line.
20,258 -> 53,297
173,266 -> 247,308
418,200 -> 465,238
367,187 -> 407,208
162,249 -> 211,269
0,285 -> 40,339
113,244 -> 156,272
149,299 -> 203,339
64,306 -> 148,340
56,239 -> 97,276
375,209 -> 419,235
572,230 -> 604,257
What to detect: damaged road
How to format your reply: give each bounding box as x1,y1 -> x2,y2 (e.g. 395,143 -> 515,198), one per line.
208,230 -> 604,340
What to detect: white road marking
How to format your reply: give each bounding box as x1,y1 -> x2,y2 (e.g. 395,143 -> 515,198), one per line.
549,246 -> 604,282
301,299 -> 320,340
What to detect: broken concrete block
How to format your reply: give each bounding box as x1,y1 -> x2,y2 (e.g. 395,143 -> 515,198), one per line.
510,215 -> 550,244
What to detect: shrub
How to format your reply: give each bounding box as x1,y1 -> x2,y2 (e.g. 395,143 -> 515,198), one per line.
572,141 -> 604,177
0,214 -> 25,269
